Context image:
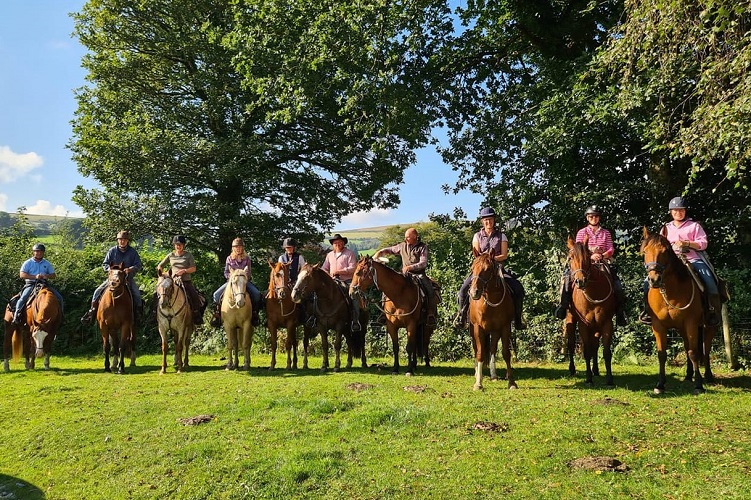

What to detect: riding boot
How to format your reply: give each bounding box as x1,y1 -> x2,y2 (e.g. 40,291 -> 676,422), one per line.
514,296 -> 526,330
81,300 -> 99,324
638,290 -> 652,325
351,300 -> 362,332
554,276 -> 572,320
192,309 -> 204,325
615,286 -> 627,326
134,302 -> 143,326
452,299 -> 468,329
705,293 -> 722,327
12,308 -> 24,325
209,302 -> 222,327
251,302 -> 260,327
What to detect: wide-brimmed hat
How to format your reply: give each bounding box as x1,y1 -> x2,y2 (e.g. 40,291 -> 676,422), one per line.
328,233 -> 348,245
232,237 -> 244,247
282,237 -> 297,248
116,230 -> 131,240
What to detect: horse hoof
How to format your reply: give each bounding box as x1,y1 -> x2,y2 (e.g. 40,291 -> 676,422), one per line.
653,388 -> 664,395
508,382 -> 518,390
473,384 -> 483,391
333,367 -> 340,373
405,372 -> 413,377
490,375 -> 499,381
693,388 -> 706,395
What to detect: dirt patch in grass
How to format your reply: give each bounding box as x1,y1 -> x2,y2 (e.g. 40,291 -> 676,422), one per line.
346,382 -> 373,392
568,456 -> 628,472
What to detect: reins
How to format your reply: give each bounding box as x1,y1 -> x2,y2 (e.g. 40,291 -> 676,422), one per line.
352,259 -> 421,318
470,261 -> 507,308
572,263 -> 613,305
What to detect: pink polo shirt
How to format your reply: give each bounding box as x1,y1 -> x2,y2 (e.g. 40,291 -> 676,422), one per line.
575,226 -> 614,258
663,219 -> 708,262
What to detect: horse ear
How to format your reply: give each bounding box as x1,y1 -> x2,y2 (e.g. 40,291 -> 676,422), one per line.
642,226 -> 650,240
567,235 -> 575,249
489,249 -> 495,259
268,258 -> 274,268
583,234 -> 589,247
472,247 -> 480,258
659,225 -> 668,238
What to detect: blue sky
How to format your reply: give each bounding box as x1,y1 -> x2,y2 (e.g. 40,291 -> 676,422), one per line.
0,1 -> 482,228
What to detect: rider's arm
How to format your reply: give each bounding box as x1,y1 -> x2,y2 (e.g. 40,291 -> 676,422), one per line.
494,240 -> 508,263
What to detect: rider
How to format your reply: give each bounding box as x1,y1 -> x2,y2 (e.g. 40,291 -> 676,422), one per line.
81,230 -> 142,324
157,235 -> 207,325
639,197 -> 722,326
453,207 -> 526,330
321,233 -> 361,332
12,243 -> 64,324
209,237 -> 262,327
373,227 -> 438,327
554,205 -> 627,326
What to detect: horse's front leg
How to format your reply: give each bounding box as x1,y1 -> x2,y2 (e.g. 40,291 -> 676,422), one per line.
471,324 -> 484,390
226,331 -> 237,370
565,319 -> 576,376
388,324 -> 400,374
102,333 -> 111,373
268,325 -> 278,370
175,333 -> 184,373
334,327 -> 343,372
320,328 -> 330,372
159,329 -> 168,375
580,329 -> 594,386
285,322 -> 297,370
116,329 -> 127,374
405,327 -> 418,377
687,330 -> 705,394
500,328 -> 517,389
602,328 -> 614,387
302,325 -> 311,370
488,330 -> 500,381
242,325 -> 252,370
702,326 -> 715,383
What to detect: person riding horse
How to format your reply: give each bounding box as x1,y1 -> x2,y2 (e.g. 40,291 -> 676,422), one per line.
209,237 -> 262,327
554,205 -> 627,326
157,235 -> 207,325
373,227 -> 438,327
11,243 -> 64,325
321,233 -> 362,332
454,207 -> 526,330
81,230 -> 143,324
639,197 -> 723,327
278,237 -> 308,324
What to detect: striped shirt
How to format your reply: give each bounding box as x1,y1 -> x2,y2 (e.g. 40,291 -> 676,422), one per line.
575,226 -> 614,259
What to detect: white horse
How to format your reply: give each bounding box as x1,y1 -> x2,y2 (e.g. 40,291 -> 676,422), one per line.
222,267 -> 253,370
156,274 -> 193,374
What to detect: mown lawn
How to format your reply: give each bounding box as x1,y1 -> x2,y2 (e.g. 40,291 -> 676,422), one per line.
1,354 -> 750,499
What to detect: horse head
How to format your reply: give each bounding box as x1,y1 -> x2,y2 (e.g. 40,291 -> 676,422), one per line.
469,251 -> 496,300
107,263 -> 127,293
156,273 -> 175,309
350,256 -> 375,302
227,267 -> 248,308
268,260 -> 291,300
567,237 -> 592,290
291,263 -> 316,303
640,227 -> 673,289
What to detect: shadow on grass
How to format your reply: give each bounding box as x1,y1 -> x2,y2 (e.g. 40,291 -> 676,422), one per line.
0,474 -> 45,499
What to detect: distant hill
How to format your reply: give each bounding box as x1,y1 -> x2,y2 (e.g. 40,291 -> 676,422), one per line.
0,211 -> 85,237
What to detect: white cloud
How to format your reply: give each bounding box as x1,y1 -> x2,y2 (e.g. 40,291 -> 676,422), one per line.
340,208 -> 393,228
0,146 -> 44,183
24,200 -> 82,218
0,193 -> 7,211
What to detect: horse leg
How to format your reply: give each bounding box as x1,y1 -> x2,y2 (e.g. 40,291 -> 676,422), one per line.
102,332 -> 112,373
591,337 -> 600,377
226,330 -> 236,370
320,328 -> 329,372
681,337 -> 693,382
175,333 -> 184,373
302,325 -> 310,370
470,324 -> 483,390
285,323 -> 296,370
652,325 -> 669,394
488,331 -> 499,381
117,328 -> 128,374
159,329 -> 168,375
405,326 -> 418,376
602,330 -> 614,387
388,323 -> 400,374
269,324 -> 277,370
500,328 -> 517,389
334,327 -> 343,372
687,327 -> 705,394
242,325 -> 252,370
702,326 -> 715,383
580,330 -> 594,386
565,319 -> 576,376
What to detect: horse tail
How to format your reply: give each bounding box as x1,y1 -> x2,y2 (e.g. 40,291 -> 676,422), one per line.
12,328 -> 23,361
416,323 -> 425,358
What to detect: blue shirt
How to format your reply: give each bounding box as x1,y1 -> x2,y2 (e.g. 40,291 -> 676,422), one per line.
103,245 -> 142,274
20,258 -> 55,284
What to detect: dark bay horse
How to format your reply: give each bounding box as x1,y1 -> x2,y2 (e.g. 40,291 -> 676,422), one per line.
350,255 -> 430,376
97,263 -> 134,374
3,284 -> 62,371
266,260 -> 314,370
291,263 -> 366,372
467,250 -> 516,390
156,274 -> 193,374
222,268 -> 254,370
641,228 -> 715,394
565,237 -> 615,386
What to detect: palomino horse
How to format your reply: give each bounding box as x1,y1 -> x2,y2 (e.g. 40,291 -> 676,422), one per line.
350,255 -> 431,376
641,228 -> 715,394
266,260 -> 314,370
97,263 -> 134,374
2,284 -> 62,371
467,250 -> 516,390
156,273 -> 193,374
564,237 -> 616,386
222,267 -> 254,370
291,263 -> 367,372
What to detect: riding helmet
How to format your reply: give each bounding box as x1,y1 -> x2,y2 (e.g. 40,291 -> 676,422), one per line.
172,235 -> 187,245
282,237 -> 297,248
479,207 -> 496,219
668,197 -> 687,211
232,237 -> 244,247
116,230 -> 131,240
32,243 -> 46,252
584,205 -> 602,217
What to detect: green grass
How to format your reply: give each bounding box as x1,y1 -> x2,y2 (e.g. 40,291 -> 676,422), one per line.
1,354 -> 751,499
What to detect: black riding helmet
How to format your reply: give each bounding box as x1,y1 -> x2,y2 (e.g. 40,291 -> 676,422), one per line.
584,205 -> 602,218
32,243 -> 46,252
172,235 -> 187,245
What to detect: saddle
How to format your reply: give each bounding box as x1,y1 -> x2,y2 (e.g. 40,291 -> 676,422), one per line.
677,253 -> 730,303
6,283 -> 46,315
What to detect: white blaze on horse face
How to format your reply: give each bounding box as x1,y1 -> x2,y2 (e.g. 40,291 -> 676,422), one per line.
32,329 -> 48,357
291,268 -> 310,303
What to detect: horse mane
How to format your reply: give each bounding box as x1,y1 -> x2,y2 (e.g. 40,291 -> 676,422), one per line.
641,232 -> 691,281
568,240 -> 590,263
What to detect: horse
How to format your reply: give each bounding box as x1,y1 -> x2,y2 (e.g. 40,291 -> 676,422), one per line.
641,227 -> 715,394
222,267 -> 254,370
291,263 -> 367,372
97,263 -> 134,374
155,273 -> 193,374
467,250 -> 516,390
266,260 -> 314,370
350,255 -> 431,376
564,237 -> 616,386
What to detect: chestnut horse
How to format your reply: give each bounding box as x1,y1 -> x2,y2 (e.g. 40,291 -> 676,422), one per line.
222,267 -> 254,370
641,228 -> 715,394
156,274 -> 193,374
3,306 -> 27,371
291,263 -> 366,372
350,256 -> 430,376
2,284 -> 62,371
468,250 -> 516,390
266,260 -> 314,370
97,263 -> 134,374
564,237 -> 615,386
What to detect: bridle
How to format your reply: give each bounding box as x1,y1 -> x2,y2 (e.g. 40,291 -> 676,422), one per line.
350,257 -> 420,317
470,259 -> 507,307
227,272 -> 248,309
270,265 -> 296,317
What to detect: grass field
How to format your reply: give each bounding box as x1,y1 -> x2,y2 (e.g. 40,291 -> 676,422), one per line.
1,354 -> 751,499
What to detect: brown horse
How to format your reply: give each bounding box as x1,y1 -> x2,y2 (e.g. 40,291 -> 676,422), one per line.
350,255 -> 431,375
564,237 -> 616,386
3,306 -> 28,371
156,274 -> 193,374
266,260 -> 314,370
97,263 -> 134,374
641,228 -> 715,394
222,267 -> 254,370
291,263 -> 367,372
467,250 -> 516,390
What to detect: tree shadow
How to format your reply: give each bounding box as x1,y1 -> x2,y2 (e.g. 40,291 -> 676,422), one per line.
0,474 -> 45,499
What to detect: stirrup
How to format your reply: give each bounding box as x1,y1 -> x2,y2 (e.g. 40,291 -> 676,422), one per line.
638,312 -> 652,325
426,315 -> 437,328
351,321 -> 361,332
209,315 -> 222,327
452,313 -> 466,329
554,304 -> 567,320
